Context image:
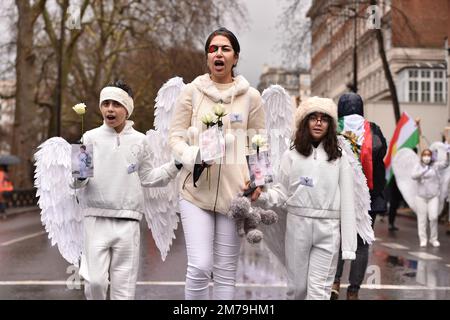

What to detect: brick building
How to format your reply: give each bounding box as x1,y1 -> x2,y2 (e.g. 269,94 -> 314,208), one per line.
307,0 -> 449,143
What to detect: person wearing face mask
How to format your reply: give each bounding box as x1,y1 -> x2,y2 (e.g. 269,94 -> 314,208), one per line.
412,149 -> 449,247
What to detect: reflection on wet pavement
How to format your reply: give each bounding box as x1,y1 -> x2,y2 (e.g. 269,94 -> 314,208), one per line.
1,211 -> 450,299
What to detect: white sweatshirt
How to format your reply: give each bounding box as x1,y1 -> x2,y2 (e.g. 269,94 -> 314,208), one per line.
78,121 -> 180,220
412,160 -> 448,200
258,144 -> 357,260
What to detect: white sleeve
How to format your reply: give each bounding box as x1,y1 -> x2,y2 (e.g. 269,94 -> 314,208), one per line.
411,163 -> 428,180
138,139 -> 179,188
257,150 -> 292,208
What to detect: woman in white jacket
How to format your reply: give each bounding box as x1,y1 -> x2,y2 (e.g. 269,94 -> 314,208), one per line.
169,28 -> 265,300
412,149 -> 449,247
251,96 -> 357,300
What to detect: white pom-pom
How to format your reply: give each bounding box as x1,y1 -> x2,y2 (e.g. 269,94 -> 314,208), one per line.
187,126 -> 199,144
225,133 -> 235,148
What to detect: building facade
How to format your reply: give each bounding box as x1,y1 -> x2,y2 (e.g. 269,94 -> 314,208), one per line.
257,65 -> 311,107
307,0 -> 449,143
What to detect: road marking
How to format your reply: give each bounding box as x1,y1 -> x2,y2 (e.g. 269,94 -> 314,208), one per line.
380,242 -> 410,250
0,231 -> 46,247
0,281 -> 450,291
446,264 -> 450,268
408,252 -> 442,260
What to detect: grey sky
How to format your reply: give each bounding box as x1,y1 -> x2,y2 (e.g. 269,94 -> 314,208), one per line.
233,0 -> 286,88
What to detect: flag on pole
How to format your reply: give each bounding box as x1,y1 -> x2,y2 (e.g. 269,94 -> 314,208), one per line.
384,112 -> 420,183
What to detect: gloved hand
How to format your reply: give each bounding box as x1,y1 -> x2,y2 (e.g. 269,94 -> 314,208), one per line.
174,160 -> 183,170
193,161 -> 211,187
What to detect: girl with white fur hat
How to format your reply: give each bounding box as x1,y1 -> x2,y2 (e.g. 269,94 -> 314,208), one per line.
249,96 -> 357,300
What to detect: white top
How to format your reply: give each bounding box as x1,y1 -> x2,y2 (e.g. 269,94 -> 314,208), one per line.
79,120 -> 179,220
258,144 -> 357,259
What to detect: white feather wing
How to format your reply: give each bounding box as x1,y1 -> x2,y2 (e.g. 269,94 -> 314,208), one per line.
392,148 -> 419,213
142,76 -> 185,261
430,141 -> 450,213
338,136 -> 374,245
257,85 -> 294,268
154,76 -> 186,138
142,130 -> 179,261
261,85 -> 294,180
34,137 -> 84,266
259,205 -> 287,267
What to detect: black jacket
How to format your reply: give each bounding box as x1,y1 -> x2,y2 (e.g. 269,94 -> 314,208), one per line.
338,92 -> 387,213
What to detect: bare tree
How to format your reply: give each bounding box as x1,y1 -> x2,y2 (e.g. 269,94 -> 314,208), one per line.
6,0 -> 246,187
12,0 -> 47,188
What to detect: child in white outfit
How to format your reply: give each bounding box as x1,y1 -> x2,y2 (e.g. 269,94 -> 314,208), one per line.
251,97 -> 357,300
75,80 -> 182,300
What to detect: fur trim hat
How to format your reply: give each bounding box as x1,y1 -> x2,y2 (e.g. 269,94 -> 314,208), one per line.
295,96 -> 338,128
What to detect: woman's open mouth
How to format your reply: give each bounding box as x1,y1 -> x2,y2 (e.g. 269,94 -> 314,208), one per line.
106,115 -> 116,121
214,60 -> 225,71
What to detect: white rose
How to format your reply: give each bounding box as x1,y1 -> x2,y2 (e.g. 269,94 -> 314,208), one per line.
213,103 -> 226,117
201,113 -> 214,125
251,134 -> 265,148
72,103 -> 87,115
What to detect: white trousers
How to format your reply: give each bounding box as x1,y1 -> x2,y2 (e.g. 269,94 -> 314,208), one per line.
285,213 -> 341,300
80,216 -> 140,300
179,199 -> 241,300
416,196 -> 439,243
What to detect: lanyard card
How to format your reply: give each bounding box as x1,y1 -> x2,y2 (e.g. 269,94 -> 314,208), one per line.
71,143 -> 94,178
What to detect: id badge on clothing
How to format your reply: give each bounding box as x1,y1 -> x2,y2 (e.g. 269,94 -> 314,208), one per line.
299,176 -> 314,187
229,113 -> 243,123
127,163 -> 139,174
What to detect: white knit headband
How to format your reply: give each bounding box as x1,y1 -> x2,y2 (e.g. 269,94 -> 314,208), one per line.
99,86 -> 134,118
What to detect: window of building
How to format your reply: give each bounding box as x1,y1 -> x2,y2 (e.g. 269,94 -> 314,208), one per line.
400,68 -> 447,103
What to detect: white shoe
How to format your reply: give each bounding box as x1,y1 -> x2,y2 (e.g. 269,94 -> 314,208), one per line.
430,240 -> 440,247
420,241 -> 427,247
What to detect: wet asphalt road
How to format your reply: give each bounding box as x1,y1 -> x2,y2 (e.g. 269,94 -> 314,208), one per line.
0,208 -> 449,300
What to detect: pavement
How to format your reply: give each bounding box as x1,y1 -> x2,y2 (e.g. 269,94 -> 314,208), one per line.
0,206 -> 450,300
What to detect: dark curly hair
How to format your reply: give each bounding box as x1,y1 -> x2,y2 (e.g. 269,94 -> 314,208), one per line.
108,80 -> 134,98
292,113 -> 342,162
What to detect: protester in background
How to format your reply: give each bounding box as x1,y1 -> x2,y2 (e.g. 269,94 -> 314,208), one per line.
412,149 -> 449,247
331,92 -> 387,300
0,165 -> 14,213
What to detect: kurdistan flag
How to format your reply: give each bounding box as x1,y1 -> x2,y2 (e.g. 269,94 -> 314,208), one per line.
384,112 -> 420,183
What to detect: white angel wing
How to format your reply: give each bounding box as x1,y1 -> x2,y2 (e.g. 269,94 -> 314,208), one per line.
430,141 -> 450,213
261,85 -> 294,180
259,205 -> 287,267
34,137 -> 84,266
154,76 -> 186,137
142,131 -> 179,261
392,148 -> 419,213
338,135 -> 374,245
142,76 -> 185,261
258,86 -> 293,268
